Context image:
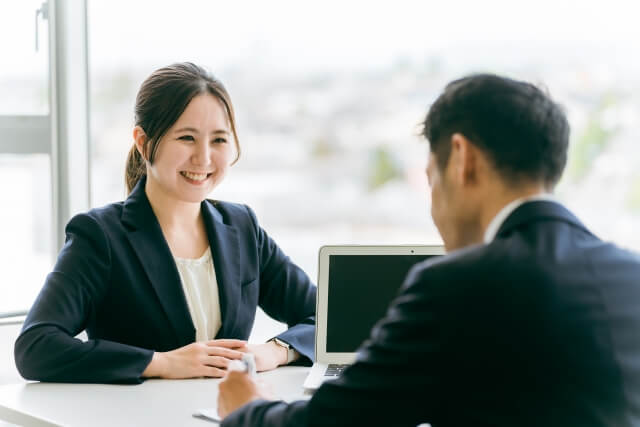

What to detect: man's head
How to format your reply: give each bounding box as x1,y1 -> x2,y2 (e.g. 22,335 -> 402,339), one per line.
422,74 -> 570,250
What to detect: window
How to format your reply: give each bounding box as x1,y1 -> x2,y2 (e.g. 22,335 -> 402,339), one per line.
1,0 -> 90,315
2,0 -> 639,324
88,1 -> 640,273
85,1 -> 640,340
0,1 -> 52,314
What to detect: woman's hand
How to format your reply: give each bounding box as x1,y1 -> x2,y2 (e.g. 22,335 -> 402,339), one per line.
243,341 -> 289,372
142,339 -> 247,379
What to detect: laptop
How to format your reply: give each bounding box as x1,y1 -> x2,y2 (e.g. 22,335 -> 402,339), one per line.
303,244 -> 445,391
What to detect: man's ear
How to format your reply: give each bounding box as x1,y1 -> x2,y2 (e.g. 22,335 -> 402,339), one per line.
132,126 -> 147,160
450,133 -> 478,186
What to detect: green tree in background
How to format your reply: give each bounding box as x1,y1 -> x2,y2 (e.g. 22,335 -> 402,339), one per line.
567,94 -> 618,182
367,146 -> 402,191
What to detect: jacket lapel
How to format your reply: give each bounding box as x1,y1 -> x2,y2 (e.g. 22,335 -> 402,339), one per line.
121,178 -> 195,347
200,200 -> 242,338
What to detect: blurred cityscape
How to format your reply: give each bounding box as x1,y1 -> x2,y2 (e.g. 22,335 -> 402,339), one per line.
90,49 -> 640,285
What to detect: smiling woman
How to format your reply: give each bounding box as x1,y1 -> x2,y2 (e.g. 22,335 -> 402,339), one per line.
124,63 -> 240,196
14,63 -> 317,384
137,95 -> 235,209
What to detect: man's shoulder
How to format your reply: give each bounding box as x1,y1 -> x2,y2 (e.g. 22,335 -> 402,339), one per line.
408,242 -> 498,280
402,237 -> 536,298
406,228 -> 640,303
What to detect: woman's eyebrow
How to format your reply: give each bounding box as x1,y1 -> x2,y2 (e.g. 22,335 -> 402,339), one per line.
173,127 -> 198,133
173,127 -> 229,135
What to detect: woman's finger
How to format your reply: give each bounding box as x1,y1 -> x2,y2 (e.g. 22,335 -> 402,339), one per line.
206,339 -> 247,348
206,346 -> 244,359
203,366 -> 226,378
236,344 -> 249,352
205,355 -> 231,368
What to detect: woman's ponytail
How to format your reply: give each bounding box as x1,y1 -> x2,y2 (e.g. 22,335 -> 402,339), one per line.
125,144 -> 146,195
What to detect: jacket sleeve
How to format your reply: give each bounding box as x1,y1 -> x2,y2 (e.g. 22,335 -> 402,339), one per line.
14,213 -> 154,384
222,400 -> 309,427
222,262 -> 447,427
245,206 -> 316,363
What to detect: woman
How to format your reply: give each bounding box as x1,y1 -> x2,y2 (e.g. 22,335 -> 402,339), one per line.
14,62 -> 316,384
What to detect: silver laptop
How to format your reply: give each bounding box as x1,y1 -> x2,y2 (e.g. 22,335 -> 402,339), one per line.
303,244 -> 445,391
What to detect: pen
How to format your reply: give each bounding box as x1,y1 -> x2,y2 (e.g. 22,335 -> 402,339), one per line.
228,353 -> 257,378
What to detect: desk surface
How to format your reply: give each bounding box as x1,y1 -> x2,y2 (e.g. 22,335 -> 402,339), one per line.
0,367 -> 310,427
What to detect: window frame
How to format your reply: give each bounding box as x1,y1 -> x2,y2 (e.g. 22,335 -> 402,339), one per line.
0,0 -> 90,318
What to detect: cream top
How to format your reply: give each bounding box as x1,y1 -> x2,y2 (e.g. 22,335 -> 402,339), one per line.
174,247 -> 222,342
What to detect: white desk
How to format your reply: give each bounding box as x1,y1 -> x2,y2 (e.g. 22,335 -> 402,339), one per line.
0,367 -> 310,427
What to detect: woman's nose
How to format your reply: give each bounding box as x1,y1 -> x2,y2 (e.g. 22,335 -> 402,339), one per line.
192,142 -> 212,166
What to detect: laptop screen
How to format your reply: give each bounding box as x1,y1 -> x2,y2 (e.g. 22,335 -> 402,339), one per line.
325,254 -> 436,353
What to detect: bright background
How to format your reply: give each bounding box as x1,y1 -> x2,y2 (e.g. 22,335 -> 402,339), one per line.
1,0 -> 640,384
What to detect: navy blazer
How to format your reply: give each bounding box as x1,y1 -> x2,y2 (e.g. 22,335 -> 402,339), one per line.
15,178 -> 316,384
223,201 -> 640,427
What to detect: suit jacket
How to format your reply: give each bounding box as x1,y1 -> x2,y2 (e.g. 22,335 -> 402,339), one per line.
14,177 -> 316,384
224,201 -> 640,427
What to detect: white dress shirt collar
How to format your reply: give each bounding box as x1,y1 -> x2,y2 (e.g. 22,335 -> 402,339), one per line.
483,194 -> 557,244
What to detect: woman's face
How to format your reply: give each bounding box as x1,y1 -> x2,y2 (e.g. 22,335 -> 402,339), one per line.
144,93 -> 235,204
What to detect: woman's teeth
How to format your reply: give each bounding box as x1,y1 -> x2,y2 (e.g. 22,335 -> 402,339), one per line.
181,171 -> 208,181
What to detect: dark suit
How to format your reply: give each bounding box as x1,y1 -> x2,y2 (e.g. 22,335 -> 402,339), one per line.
14,177 -> 316,384
223,201 -> 640,427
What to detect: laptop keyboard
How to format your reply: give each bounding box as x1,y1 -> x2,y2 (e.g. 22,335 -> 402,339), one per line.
324,364 -> 349,377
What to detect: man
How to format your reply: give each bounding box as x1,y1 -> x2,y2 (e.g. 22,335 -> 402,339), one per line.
217,74 -> 640,426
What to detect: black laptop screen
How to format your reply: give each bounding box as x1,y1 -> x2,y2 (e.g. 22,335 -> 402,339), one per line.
326,254 -> 435,353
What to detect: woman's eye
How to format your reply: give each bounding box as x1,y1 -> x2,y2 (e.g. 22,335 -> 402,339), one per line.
212,137 -> 227,144
178,135 -> 195,142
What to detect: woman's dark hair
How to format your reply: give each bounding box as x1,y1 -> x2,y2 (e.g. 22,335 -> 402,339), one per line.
422,73 -> 570,188
125,62 -> 240,194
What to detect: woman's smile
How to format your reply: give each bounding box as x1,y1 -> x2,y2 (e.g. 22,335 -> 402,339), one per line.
180,170 -> 212,184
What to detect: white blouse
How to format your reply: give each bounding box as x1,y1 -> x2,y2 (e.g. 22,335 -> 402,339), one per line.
174,247 -> 222,342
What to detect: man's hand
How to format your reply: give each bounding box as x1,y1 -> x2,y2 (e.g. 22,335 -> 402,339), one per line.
218,370 -> 274,418
142,339 -> 248,379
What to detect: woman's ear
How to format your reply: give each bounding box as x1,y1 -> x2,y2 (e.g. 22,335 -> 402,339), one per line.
132,126 -> 147,160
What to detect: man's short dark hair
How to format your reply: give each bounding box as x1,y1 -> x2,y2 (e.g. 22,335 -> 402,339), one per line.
422,74 -> 570,188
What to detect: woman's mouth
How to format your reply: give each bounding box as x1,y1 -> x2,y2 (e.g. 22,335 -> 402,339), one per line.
180,171 -> 212,184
